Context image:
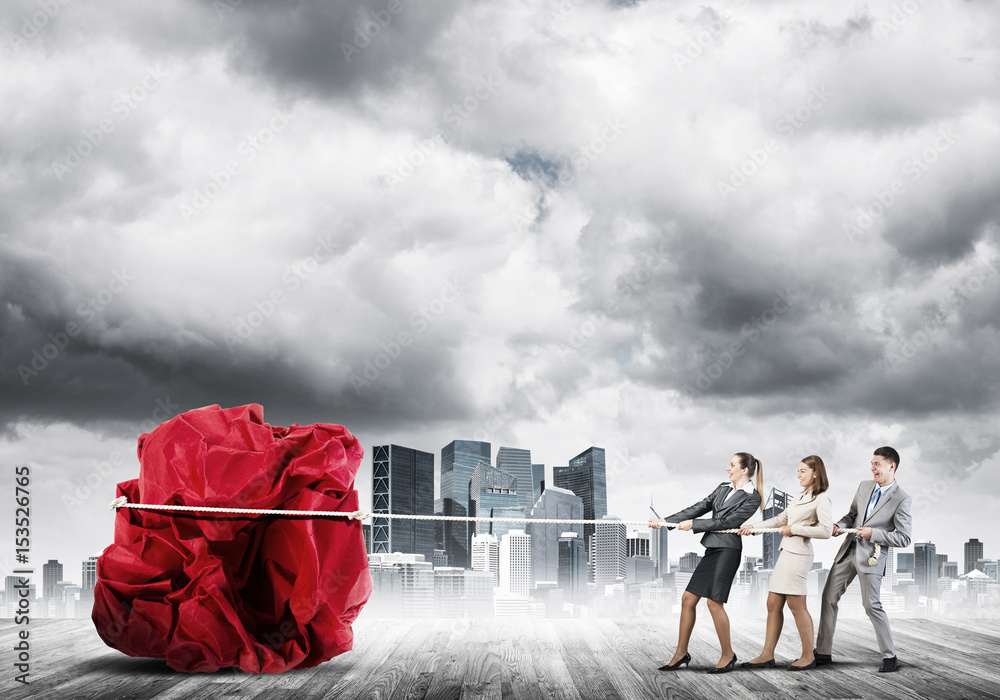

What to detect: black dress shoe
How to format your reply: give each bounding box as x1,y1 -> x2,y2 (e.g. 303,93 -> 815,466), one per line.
813,650 -> 833,666
740,659 -> 776,668
878,656 -> 898,673
786,659 -> 817,672
658,653 -> 691,671
708,655 -> 736,674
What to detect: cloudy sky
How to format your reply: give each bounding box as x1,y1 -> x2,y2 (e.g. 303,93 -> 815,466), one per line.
2,0 -> 999,584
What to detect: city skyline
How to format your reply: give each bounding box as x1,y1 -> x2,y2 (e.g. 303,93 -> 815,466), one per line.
6,432 -> 998,593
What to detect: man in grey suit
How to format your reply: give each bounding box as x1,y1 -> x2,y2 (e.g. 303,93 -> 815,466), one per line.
815,446 -> 912,673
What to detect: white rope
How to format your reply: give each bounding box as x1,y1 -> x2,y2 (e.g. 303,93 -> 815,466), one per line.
108,496 -> 880,564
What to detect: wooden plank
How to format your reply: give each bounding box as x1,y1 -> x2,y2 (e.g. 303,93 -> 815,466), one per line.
4,618 -> 1000,700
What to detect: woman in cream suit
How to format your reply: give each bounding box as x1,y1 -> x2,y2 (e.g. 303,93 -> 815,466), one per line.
738,455 -> 833,671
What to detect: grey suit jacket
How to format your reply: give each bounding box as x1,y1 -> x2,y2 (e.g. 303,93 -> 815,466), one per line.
667,483 -> 762,550
833,480 -> 912,575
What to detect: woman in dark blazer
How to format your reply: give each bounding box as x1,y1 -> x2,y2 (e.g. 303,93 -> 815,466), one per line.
649,452 -> 764,674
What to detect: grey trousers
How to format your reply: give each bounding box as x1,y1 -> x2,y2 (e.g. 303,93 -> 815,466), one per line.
816,542 -> 895,658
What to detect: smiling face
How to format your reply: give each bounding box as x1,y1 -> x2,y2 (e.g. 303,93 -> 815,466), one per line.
797,461 -> 815,490
727,455 -> 747,483
871,454 -> 896,487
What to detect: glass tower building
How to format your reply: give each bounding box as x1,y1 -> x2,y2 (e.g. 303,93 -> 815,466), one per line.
527,486 -> 584,584
371,444 -> 435,560
497,446 -> 533,515
552,446 -> 607,548
469,460 -> 520,555
914,540 -> 938,597
440,440 -> 492,568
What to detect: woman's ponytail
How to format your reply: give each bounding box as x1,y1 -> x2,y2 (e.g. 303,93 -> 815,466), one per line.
735,452 -> 765,512
755,459 -> 764,512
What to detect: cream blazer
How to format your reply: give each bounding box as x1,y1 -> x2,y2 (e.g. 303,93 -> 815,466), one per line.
757,491 -> 833,556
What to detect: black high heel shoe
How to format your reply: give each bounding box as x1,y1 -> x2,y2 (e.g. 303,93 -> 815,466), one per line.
740,658 -> 776,668
658,653 -> 691,671
708,655 -> 737,674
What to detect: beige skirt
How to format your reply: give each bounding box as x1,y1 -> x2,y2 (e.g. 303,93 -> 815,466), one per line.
769,550 -> 813,596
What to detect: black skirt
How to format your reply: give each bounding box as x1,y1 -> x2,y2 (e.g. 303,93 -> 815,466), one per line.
685,547 -> 742,603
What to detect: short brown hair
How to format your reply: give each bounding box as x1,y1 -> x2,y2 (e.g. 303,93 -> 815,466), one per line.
800,455 -> 829,495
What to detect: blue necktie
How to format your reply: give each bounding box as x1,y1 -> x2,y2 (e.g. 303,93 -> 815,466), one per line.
865,486 -> 882,521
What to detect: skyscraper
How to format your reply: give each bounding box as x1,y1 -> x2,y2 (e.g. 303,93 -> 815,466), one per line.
469,461 -> 519,538
81,556 -> 98,592
651,524 -> 669,577
42,559 -> 63,615
371,444 -> 435,560
526,486 -> 584,584
531,463 -> 545,504
497,446 -> 533,514
558,532 -> 587,603
627,530 -> 651,558
594,516 -> 627,586
965,539 -> 984,575
471,533 -> 500,586
897,552 -> 914,574
914,541 -> 938,597
762,488 -> 790,569
553,446 -> 607,548
500,530 -> 531,597
440,440 -> 492,568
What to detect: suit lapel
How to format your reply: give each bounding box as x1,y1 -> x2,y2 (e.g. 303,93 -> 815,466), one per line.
717,488 -> 747,515
865,486 -> 896,523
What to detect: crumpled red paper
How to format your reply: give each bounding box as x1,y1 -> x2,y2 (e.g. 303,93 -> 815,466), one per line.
92,404 -> 372,673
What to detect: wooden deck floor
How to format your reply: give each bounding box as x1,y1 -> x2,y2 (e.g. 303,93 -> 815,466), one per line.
3,615 -> 999,700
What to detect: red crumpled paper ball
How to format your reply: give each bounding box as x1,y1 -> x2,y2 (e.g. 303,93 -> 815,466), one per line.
92,404 -> 372,673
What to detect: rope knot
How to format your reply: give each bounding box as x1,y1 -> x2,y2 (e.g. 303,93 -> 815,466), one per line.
349,509 -> 371,521
109,496 -> 128,510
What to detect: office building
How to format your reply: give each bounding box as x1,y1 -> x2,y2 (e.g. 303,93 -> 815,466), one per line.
942,561 -> 958,579
472,533 -> 500,586
433,549 -> 449,568
679,552 -> 702,572
982,560 -> 998,581
531,463 -> 545,504
962,569 -> 1000,606
500,530 -> 532,598
368,553 -> 435,617
440,440 -> 492,568
371,444 -> 435,560
5,576 -> 22,618
914,541 -> 938,597
627,556 -> 655,584
527,486 -> 584,584
965,539 -> 984,575
558,532 -> 587,603
42,559 -> 63,616
497,447 -> 533,514
594,516 -> 627,586
651,518 -> 669,577
762,488 -> 790,569
469,460 -> 519,543
553,447 -> 607,548
627,530 -> 651,558
82,556 -> 98,592
434,568 -> 495,618
897,552 -> 914,574
936,553 -> 949,577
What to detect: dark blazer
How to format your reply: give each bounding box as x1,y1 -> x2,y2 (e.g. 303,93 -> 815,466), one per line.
667,482 -> 762,550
